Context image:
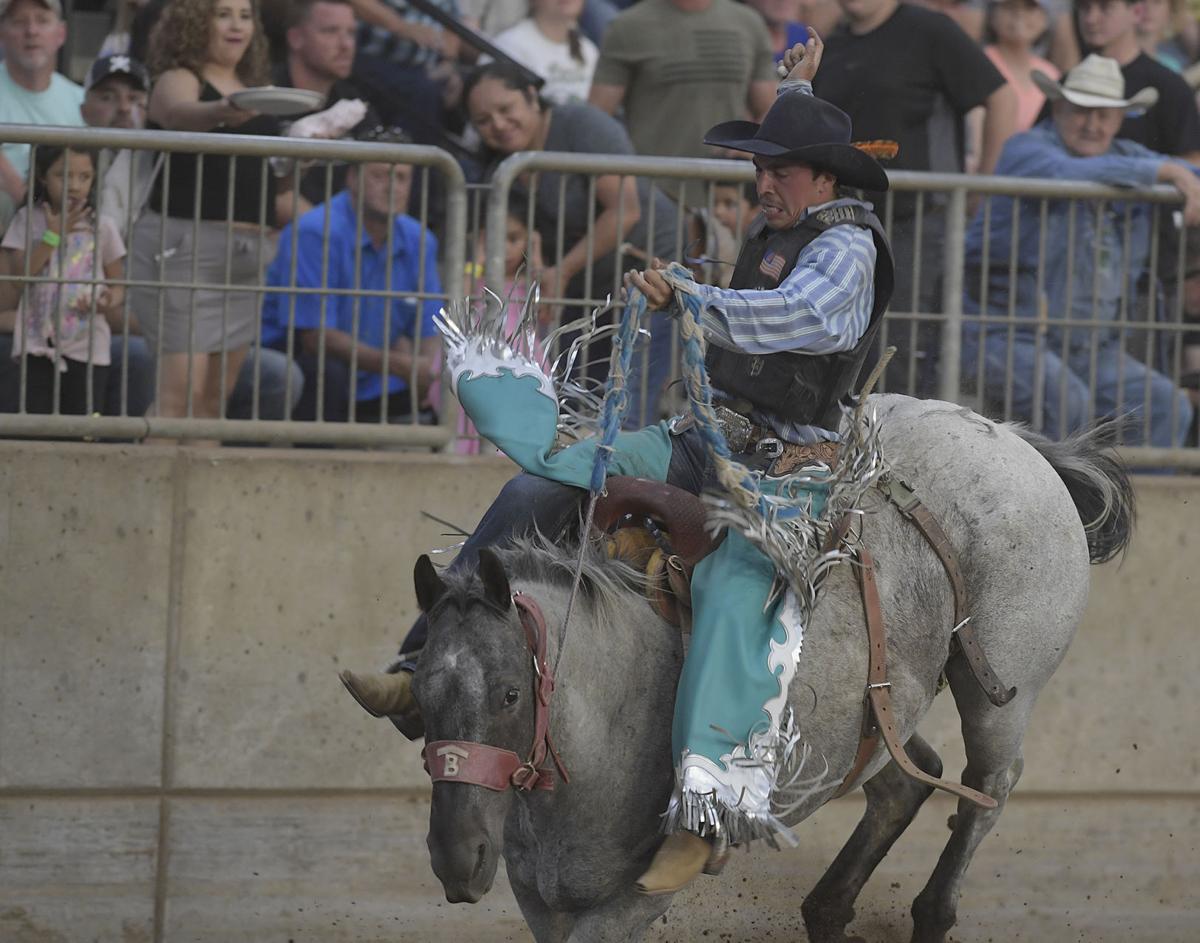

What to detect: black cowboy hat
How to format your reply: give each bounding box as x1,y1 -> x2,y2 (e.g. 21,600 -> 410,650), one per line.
704,92 -> 890,192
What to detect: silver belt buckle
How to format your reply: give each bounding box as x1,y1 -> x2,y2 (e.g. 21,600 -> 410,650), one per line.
715,406 -> 753,453
756,437 -> 784,459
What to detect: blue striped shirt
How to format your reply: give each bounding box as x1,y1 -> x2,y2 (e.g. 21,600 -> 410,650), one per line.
693,199 -> 878,444
357,0 -> 459,69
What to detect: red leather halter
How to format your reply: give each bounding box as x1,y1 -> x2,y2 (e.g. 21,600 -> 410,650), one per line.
421,592 -> 571,792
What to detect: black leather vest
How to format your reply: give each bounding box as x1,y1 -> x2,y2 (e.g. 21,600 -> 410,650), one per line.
705,201 -> 895,430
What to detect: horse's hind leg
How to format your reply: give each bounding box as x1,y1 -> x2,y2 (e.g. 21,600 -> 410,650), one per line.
909,671 -> 1034,943
801,734 -> 943,943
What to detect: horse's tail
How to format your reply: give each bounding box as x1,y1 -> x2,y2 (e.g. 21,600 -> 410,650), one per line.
1012,421 -> 1136,564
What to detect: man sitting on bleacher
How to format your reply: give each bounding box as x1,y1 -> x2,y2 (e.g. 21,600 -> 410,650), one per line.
963,55 -> 1200,446
260,129 -> 441,425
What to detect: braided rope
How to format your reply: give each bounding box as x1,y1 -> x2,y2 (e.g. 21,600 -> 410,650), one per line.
557,289 -> 644,674
589,291 -> 645,492
660,264 -> 764,513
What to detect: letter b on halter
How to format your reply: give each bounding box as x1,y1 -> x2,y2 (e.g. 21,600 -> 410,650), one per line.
437,744 -> 470,777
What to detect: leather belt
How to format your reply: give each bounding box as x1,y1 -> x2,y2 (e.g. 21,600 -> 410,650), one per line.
671,409 -> 840,475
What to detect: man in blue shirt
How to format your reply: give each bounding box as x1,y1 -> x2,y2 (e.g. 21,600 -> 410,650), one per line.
963,54 -> 1200,446
262,145 -> 442,423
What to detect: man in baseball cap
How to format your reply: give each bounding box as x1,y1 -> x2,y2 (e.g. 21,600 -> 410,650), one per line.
0,0 -> 62,15
82,54 -> 151,130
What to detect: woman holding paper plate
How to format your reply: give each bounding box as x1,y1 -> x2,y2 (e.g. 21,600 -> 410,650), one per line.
130,0 -> 317,432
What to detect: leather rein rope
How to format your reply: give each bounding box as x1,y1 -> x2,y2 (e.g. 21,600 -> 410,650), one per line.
422,592 -> 571,793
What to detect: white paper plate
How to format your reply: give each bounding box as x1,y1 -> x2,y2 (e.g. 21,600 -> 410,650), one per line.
227,86 -> 324,117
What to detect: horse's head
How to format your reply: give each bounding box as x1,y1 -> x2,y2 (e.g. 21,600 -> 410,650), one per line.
412,548 -> 539,904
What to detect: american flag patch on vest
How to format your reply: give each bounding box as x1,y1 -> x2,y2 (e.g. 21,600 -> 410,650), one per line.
758,250 -> 786,282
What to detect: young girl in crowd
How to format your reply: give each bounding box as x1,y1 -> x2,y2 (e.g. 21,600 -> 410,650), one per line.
983,0 -> 1060,132
455,202 -> 545,454
0,147 -> 125,415
491,0 -> 599,104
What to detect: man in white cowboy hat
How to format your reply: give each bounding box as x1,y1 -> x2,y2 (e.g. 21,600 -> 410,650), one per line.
1074,0 -> 1200,161
962,53 -> 1199,447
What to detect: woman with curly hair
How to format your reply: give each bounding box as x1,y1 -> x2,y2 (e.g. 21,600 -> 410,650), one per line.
128,0 -> 282,432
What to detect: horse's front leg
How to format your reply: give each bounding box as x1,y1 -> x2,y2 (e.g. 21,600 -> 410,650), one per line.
564,886 -> 674,943
509,875 -> 574,943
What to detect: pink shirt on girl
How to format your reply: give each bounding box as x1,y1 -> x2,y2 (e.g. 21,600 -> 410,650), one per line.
984,46 -> 1061,132
2,205 -> 125,368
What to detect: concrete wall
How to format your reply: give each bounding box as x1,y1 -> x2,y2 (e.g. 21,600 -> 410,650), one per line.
0,442 -> 1197,943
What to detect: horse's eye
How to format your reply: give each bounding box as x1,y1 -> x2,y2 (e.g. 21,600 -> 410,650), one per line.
503,688 -> 520,707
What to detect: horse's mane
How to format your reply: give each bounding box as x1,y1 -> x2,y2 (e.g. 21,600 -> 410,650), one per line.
442,532 -> 651,625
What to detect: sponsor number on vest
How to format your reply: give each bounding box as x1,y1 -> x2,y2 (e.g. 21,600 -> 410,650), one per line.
815,205 -> 859,226
437,744 -> 470,777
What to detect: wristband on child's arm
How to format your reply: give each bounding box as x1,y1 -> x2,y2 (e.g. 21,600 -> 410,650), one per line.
41,230 -> 61,248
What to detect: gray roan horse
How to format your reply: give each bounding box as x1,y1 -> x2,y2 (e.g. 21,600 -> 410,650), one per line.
385,395 -> 1134,943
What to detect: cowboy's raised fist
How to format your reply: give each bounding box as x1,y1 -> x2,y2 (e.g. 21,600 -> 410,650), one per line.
778,27 -> 823,83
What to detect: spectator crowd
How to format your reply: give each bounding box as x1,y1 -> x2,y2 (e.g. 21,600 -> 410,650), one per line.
1,0 -> 1199,448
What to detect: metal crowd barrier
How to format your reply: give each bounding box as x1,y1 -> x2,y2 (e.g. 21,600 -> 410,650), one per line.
1,127 -> 1196,467
484,152 -> 1199,469
0,125 -> 466,447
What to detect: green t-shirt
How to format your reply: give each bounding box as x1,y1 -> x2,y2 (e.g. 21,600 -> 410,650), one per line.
593,0 -> 775,164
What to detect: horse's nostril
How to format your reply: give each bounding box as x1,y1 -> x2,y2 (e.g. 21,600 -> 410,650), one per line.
473,842 -> 488,880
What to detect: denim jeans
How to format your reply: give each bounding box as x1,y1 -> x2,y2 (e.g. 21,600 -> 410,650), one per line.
102,337 -> 303,421
396,473 -> 586,659
962,327 -> 1194,446
395,425 -> 713,659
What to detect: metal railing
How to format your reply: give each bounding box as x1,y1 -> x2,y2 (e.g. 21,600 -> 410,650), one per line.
0,125 -> 466,446
1,128 -> 1195,466
483,151 -> 1199,468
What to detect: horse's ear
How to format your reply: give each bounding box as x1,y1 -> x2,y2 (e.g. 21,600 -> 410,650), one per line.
477,548 -> 512,611
414,554 -> 446,613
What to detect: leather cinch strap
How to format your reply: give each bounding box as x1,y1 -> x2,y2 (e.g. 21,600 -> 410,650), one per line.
877,476 -> 1017,708
834,544 -> 997,810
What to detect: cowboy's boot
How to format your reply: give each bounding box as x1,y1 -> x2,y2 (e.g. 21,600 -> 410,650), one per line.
635,831 -> 713,896
339,668 -> 424,740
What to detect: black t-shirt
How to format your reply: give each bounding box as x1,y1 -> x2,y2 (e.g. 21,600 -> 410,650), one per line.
273,64 -> 381,206
147,82 -> 281,224
814,4 -> 1005,210
1118,53 -> 1200,157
